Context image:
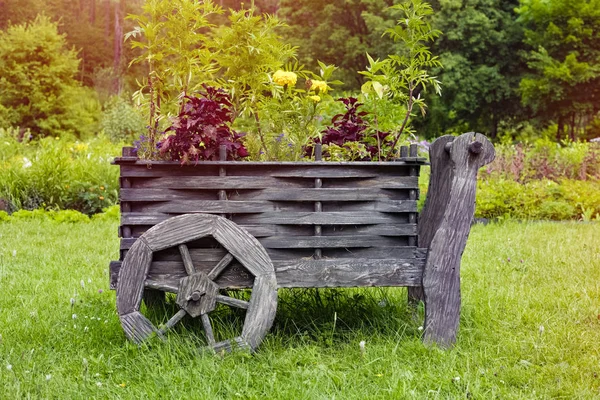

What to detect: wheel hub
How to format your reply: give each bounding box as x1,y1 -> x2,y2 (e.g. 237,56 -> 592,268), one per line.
176,272 -> 219,317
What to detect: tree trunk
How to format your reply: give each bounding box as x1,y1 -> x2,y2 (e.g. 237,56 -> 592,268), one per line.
113,0 -> 123,95
557,116 -> 564,142
104,0 -> 110,48
90,0 -> 96,24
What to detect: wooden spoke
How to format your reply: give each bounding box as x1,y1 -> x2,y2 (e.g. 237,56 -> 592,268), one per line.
207,253 -> 235,281
178,244 -> 196,275
201,313 -> 215,346
216,294 -> 249,310
157,309 -> 187,336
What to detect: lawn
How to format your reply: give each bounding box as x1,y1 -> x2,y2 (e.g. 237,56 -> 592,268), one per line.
0,219 -> 599,398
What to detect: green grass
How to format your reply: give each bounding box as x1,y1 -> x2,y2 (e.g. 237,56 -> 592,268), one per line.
1,219 -> 599,398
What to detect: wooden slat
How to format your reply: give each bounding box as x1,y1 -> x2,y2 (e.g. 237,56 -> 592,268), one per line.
122,211 -> 409,227
230,188 -> 402,201
275,258 -> 424,288
259,235 -> 405,249
233,212 -> 407,225
130,199 -> 416,214
110,249 -> 428,290
138,200 -> 298,214
134,176 -> 310,189
122,187 -> 408,202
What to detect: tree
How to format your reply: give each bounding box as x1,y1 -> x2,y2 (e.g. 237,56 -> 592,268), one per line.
278,0 -> 402,89
417,0 -> 525,139
0,16 -> 98,137
517,0 -> 600,140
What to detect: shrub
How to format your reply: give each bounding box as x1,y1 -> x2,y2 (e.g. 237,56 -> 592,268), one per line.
0,129 -> 121,214
0,16 -> 100,138
475,178 -> 600,221
100,96 -> 146,141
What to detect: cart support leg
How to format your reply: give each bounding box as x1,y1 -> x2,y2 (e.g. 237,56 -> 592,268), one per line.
419,132 -> 495,347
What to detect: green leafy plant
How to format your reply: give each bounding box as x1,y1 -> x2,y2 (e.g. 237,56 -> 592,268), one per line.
126,0 -> 222,158
359,0 -> 441,159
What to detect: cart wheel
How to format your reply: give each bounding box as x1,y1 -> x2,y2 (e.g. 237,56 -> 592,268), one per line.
116,214 -> 278,352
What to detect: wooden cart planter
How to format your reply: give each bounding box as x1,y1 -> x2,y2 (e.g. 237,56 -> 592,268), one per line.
109,132 -> 495,352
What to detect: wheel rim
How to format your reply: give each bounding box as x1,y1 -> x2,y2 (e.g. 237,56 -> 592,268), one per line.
116,214 -> 278,352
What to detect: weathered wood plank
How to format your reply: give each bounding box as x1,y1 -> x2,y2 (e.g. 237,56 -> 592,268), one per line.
121,211 -> 410,227
119,311 -> 157,344
275,258 -> 424,288
241,273 -> 278,350
134,176 -> 310,189
232,212 -> 408,225
116,238 -> 153,314
140,214 -> 218,251
213,217 -> 274,277
408,135 -> 455,304
138,200 -> 303,214
129,224 -> 316,241
423,132 -> 495,348
226,188 -> 403,202
110,249 -> 428,290
259,235 -> 405,249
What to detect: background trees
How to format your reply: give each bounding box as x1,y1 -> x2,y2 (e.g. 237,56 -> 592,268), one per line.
0,16 -> 98,138
1,0 -> 600,141
517,0 -> 600,141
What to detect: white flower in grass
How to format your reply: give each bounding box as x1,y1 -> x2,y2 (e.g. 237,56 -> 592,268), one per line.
11,250 -> 16,257
84,326 -> 89,332
72,314 -> 77,319
22,157 -> 32,168
418,326 -> 424,331
80,280 -> 85,288
96,382 -> 102,387
45,374 -> 52,381
70,298 -> 75,306
359,340 -> 366,357
6,364 -> 12,371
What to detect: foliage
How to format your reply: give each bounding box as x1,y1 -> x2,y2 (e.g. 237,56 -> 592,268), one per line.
483,139 -> 600,183
126,0 -> 222,158
307,97 -> 392,161
243,62 -> 342,160
359,0 -> 442,158
278,0 -> 404,89
476,178 -> 600,221
474,139 -> 600,220
0,128 -> 120,214
159,86 -> 248,163
517,0 -> 600,141
0,16 -> 101,138
100,96 -> 146,142
418,0 -> 525,139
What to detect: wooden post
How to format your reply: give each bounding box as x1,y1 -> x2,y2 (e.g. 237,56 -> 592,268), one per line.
420,132 -> 495,347
314,143 -> 322,259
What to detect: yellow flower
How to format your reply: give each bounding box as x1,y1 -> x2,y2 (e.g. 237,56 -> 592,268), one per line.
309,95 -> 321,102
273,70 -> 297,86
310,80 -> 329,94
99,186 -> 105,191
119,383 -> 126,388
99,196 -> 105,200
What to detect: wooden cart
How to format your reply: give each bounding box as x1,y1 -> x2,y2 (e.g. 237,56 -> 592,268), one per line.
109,132 -> 495,352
